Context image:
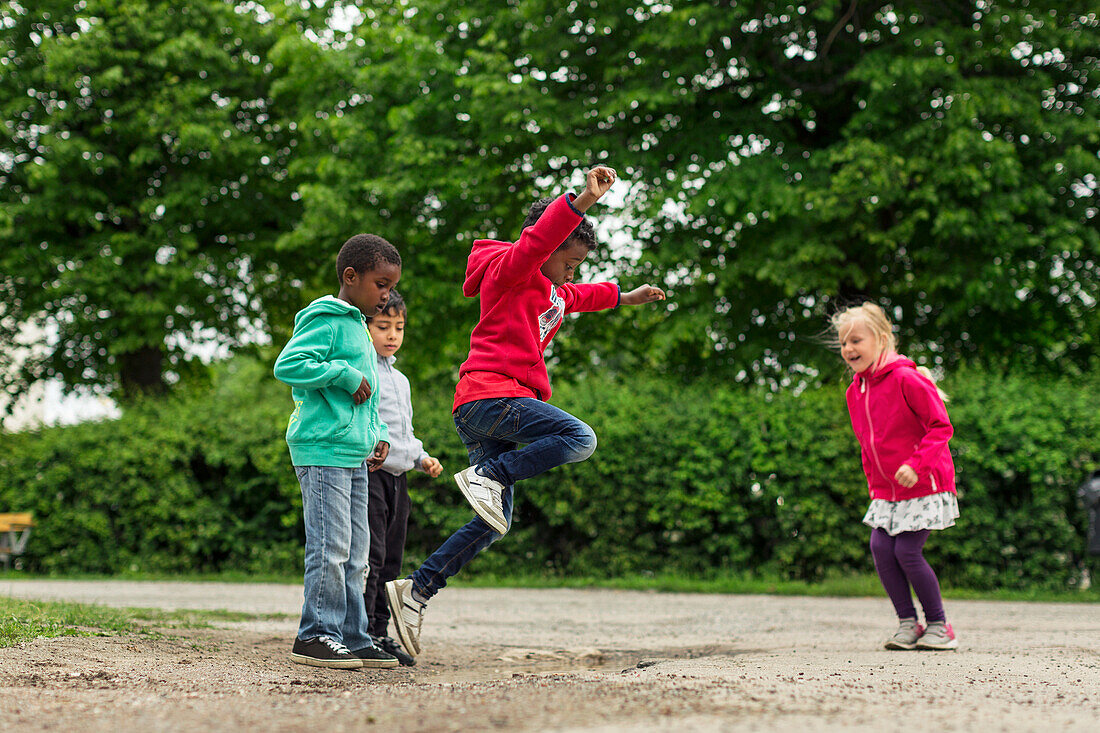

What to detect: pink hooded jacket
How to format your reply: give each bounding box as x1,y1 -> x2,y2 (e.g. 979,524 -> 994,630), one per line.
845,356 -> 956,501
454,194 -> 620,406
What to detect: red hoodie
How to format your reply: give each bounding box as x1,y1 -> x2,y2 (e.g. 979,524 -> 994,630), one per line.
845,356 -> 956,501
453,194 -> 620,410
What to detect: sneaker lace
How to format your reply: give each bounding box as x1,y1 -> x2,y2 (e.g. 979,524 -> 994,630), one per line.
318,636 -> 352,655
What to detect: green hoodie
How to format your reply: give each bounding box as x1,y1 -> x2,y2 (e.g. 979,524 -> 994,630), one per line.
273,295 -> 389,467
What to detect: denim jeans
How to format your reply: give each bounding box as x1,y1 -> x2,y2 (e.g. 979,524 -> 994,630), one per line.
410,397 -> 597,599
295,462 -> 373,650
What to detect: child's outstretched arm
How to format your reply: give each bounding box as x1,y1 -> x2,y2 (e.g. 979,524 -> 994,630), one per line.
620,285 -> 666,305
561,282 -> 665,314
571,166 -> 617,213
489,166 -> 619,289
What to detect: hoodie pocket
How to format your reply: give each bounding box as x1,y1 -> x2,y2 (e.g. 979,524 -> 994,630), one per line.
332,407 -> 358,440
289,391 -> 357,445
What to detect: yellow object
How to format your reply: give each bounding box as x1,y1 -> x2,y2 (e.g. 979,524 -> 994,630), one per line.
0,512 -> 34,531
0,512 -> 34,568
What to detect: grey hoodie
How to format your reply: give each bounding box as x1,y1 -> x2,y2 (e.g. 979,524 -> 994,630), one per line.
374,352 -> 431,476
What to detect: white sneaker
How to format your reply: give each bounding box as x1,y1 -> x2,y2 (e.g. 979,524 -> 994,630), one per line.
385,579 -> 424,656
884,618 -> 924,650
916,621 -> 958,650
454,466 -> 508,535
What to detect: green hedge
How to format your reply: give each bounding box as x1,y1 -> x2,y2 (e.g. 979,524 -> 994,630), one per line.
1,358 -> 1097,589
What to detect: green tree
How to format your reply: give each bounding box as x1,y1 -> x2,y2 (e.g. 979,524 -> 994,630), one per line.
0,0 -> 302,399
302,1 -> 1097,383
268,1 -> 549,383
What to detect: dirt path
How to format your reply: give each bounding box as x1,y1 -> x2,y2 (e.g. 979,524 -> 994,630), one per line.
1,580 -> 1097,731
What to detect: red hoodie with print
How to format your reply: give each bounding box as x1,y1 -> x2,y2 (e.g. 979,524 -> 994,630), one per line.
453,194 -> 620,411
845,356 -> 957,501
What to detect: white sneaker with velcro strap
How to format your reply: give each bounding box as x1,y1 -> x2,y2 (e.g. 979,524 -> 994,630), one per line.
385,579 -> 425,657
884,618 -> 924,650
454,466 -> 508,535
916,621 -> 958,650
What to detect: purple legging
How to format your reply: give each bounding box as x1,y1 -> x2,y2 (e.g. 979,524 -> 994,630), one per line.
869,528 -> 946,623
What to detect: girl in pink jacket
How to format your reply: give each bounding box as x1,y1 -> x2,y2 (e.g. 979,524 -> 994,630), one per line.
833,303 -> 959,651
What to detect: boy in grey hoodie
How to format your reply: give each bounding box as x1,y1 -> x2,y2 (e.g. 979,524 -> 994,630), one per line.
363,290 -> 443,666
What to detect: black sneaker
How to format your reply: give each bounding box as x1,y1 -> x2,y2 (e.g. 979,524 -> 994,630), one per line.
349,644 -> 400,669
377,635 -> 416,667
291,636 -> 363,669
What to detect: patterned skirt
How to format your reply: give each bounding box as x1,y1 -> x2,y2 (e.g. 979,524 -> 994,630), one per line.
862,492 -> 960,536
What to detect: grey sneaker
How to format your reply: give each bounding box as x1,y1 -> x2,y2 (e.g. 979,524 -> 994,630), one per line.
455,466 -> 508,534
916,621 -> 958,650
385,579 -> 424,657
884,618 -> 924,650
290,636 -> 364,669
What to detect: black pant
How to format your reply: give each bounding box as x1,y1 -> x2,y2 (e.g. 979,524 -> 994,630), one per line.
364,469 -> 410,638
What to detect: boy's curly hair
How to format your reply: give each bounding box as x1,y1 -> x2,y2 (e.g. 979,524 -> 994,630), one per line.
336,234 -> 402,285
375,288 -> 406,320
523,197 -> 597,251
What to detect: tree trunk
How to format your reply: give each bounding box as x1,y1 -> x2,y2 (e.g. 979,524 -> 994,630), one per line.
119,346 -> 166,397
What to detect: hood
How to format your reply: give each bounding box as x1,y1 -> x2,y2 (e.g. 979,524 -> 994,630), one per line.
463,240 -> 512,297
292,295 -> 363,329
851,354 -> 917,389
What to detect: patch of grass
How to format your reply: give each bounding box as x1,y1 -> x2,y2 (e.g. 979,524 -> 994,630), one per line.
0,596 -> 143,647
449,570 -> 879,596
0,569 -> 299,584
126,607 -> 295,625
0,596 -> 295,648
450,570 -> 1100,603
3,569 -> 1097,604
937,585 -> 1100,603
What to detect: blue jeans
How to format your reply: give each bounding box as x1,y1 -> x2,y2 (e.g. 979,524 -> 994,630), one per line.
410,397 -> 597,600
295,462 -> 373,650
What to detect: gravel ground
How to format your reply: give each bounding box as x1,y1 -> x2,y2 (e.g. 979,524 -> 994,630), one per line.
1,579 -> 1097,732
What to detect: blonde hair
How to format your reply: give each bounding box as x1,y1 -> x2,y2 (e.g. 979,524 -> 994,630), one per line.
830,302 -> 896,356
830,302 -> 947,400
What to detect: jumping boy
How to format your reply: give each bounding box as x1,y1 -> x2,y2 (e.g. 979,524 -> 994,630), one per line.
385,165 -> 666,658
274,233 -> 403,669
363,289 -> 443,666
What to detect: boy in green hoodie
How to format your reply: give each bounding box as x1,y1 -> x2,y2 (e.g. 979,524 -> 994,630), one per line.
273,233 -> 402,669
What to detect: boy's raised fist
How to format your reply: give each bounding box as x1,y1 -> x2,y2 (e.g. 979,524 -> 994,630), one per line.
586,165 -> 617,198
